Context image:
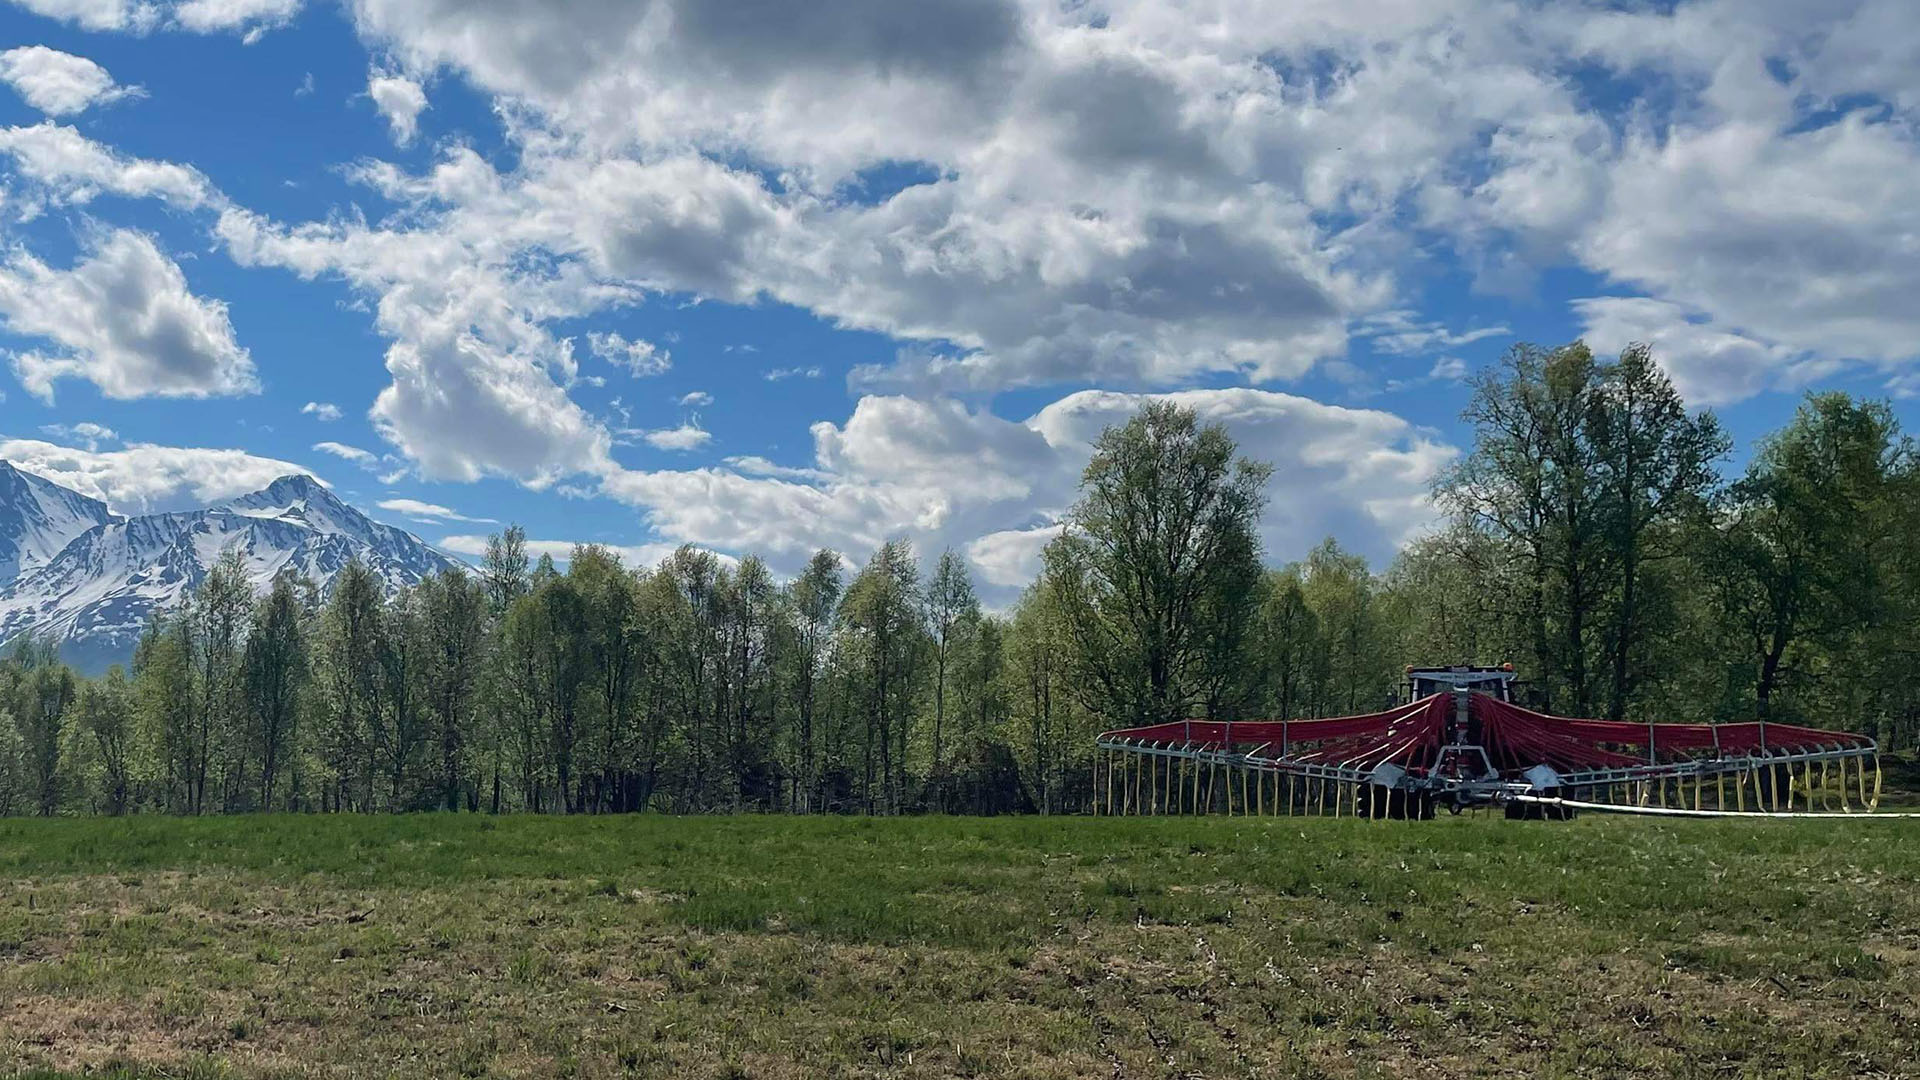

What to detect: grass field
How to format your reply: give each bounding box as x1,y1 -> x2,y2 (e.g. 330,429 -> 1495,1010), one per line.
1,812 -> 1917,1079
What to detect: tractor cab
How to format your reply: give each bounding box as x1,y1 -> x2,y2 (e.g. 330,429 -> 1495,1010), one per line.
1403,664 -> 1516,704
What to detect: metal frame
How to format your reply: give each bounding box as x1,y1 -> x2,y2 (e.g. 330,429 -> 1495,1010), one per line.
1093,676 -> 1886,818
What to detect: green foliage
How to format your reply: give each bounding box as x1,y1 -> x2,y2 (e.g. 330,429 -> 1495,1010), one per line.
1043,400 -> 1270,728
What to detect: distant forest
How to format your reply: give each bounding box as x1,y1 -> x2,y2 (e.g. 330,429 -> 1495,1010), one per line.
2,340 -> 1915,816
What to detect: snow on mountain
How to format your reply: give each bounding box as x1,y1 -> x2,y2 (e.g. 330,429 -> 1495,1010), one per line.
0,460 -> 121,581
0,468 -> 465,672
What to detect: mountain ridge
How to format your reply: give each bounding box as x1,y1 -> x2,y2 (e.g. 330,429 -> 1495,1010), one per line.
0,465 -> 465,673
0,460 -> 122,581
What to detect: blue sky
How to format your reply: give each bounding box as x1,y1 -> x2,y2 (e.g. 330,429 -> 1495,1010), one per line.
0,0 -> 1915,602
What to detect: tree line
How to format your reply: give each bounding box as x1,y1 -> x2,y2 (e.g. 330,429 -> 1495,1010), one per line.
2,340 -> 1915,816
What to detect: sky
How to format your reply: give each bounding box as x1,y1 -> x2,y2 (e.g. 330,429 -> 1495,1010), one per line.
0,0 -> 1915,604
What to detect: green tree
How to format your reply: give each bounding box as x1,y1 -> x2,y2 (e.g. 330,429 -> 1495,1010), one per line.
924,549 -> 978,801
244,572 -> 308,811
1255,571 -> 1319,721
1042,401 -> 1270,729
315,561 -> 385,811
376,590 -> 428,809
418,567 -> 488,811
7,638 -> 74,815
75,666 -> 136,815
482,524 -> 532,616
192,551 -> 251,813
1589,344 -> 1728,720
1004,579 -> 1083,814
1718,394 -> 1908,722
787,550 -> 842,812
840,540 -> 922,813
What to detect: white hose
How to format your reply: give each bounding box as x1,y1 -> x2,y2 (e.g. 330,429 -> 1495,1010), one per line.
1507,793 -> 1920,819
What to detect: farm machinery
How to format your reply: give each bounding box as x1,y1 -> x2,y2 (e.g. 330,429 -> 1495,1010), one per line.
1093,666 -> 1886,818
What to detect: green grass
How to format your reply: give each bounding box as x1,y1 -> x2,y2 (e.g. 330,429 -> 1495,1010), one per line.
1,813 -> 1917,1078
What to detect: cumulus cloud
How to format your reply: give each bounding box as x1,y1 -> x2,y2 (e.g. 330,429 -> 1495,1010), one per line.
172,0 -> 301,38
0,46 -> 144,115
7,0 -> 161,33
1558,0 -> 1920,401
8,0 -> 300,37
678,390 -> 712,407
37,421 -> 117,450
217,201 -> 619,486
723,454 -> 826,481
309,0 -> 1920,407
301,400 -> 342,421
965,524 -> 1064,589
375,497 -> 495,523
0,122 -> 218,209
180,4 -> 1582,485
1572,297 -> 1808,408
0,229 -> 259,401
367,70 -> 427,144
1578,115 -> 1920,383
18,0 -> 1910,577
597,386 -> 1455,596
331,0 -> 1598,392
0,436 -> 309,513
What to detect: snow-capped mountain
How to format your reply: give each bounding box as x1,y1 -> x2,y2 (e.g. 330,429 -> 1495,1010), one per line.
0,461 -> 121,581
0,469 -> 465,672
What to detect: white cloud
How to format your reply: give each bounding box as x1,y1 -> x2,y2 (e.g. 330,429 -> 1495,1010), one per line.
367,70 -> 427,145
1555,0 -> 1920,402
0,228 -> 259,401
200,2 -> 1561,485
312,440 -> 376,466
641,420 -> 712,452
0,46 -> 144,115
0,122 -> 217,209
1572,297 -> 1807,408
1358,311 -> 1510,357
301,400 -> 342,421
7,0 -> 161,33
965,523 -> 1064,589
37,421 -> 117,450
1029,388 -> 1456,560
309,0 -> 1920,407
764,366 -> 820,381
1577,114 -> 1920,386
597,386 -> 1455,594
8,0 -> 300,37
0,437 -> 309,513
678,390 -> 712,407
172,0 -> 301,38
588,331 -> 670,377
375,497 -> 494,523
723,454 -> 826,481
217,201 -> 619,486
31,0 -> 1902,570
351,0 -> 1680,393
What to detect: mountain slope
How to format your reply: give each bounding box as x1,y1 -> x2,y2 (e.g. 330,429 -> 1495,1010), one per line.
0,460 -> 121,581
0,469 -> 464,672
